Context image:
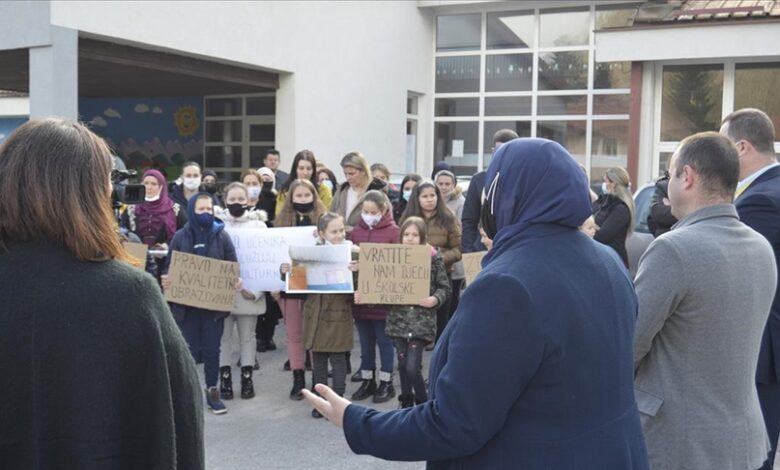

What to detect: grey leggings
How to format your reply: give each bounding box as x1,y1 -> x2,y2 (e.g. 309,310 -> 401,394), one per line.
395,338 -> 427,402
312,351 -> 347,396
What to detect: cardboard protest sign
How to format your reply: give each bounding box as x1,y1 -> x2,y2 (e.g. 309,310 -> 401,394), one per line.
357,243 -> 430,305
164,251 -> 240,311
225,226 -> 317,292
462,251 -> 487,286
285,244 -> 354,294
122,241 -> 148,268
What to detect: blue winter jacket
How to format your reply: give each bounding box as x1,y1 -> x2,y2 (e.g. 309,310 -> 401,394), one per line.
163,195 -> 238,322
343,139 -> 648,469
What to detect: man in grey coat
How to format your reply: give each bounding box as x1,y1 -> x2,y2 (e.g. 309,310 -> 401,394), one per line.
634,131 -> 777,470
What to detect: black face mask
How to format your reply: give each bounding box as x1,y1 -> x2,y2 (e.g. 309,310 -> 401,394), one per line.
292,201 -> 315,214
227,203 -> 248,218
480,196 -> 498,241
262,181 -> 274,192
203,183 -> 218,194
480,175 -> 499,240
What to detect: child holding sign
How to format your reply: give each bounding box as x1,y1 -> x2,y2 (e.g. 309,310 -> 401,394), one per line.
275,179 -> 327,400
349,190 -> 400,403
214,182 -> 268,401
282,213 -> 356,418
162,192 -> 242,415
384,217 -> 451,408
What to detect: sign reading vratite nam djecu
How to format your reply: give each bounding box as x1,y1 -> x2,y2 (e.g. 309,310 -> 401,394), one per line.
164,251 -> 240,311
358,243 -> 430,305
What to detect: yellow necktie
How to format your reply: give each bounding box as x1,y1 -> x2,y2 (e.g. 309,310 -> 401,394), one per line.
735,181 -> 751,199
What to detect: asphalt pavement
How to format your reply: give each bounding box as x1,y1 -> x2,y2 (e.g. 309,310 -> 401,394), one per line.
202,324 -> 425,469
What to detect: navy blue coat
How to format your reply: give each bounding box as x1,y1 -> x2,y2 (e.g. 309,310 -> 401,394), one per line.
461,170 -> 486,253
343,139 -> 648,469
736,165 -> 780,384
163,217 -> 237,322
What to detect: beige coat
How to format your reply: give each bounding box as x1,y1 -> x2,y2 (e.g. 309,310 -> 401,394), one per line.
425,215 -> 462,272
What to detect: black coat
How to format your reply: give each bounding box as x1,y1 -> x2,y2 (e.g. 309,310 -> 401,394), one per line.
461,170 -> 487,253
593,194 -> 630,267
647,177 -> 677,237
0,242 -> 203,470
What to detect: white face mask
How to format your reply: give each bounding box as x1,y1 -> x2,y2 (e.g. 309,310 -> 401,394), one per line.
361,213 -> 382,227
601,182 -> 609,195
321,180 -> 334,191
247,186 -> 261,200
145,193 -> 161,202
183,177 -> 201,191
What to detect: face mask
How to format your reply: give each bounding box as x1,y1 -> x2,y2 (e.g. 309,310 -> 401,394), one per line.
195,212 -> 214,228
247,186 -> 261,200
227,203 -> 248,218
203,183 -> 217,194
361,213 -> 382,227
183,177 -> 201,191
321,180 -> 334,191
145,193 -> 160,202
402,190 -> 412,202
293,201 -> 315,214
262,181 -> 274,191
601,182 -> 609,195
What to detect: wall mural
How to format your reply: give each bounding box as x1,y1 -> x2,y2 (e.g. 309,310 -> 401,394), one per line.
79,96 -> 203,180
0,117 -> 27,144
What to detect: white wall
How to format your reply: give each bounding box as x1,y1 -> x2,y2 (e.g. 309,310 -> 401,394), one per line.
48,0 -> 435,176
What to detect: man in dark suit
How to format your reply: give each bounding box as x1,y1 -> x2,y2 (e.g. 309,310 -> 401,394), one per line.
721,108 -> 780,469
461,129 -> 518,253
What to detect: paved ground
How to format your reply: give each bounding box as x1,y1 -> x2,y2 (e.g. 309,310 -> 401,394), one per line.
202,324 -> 425,469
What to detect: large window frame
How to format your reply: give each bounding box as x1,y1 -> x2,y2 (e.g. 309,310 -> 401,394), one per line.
434,5 -> 631,179
203,92 -> 276,181
652,59 -> 780,178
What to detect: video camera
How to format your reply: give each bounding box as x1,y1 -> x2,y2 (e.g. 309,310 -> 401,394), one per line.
111,169 -> 145,209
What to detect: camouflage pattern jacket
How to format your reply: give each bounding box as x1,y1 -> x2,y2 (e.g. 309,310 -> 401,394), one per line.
385,251 -> 452,344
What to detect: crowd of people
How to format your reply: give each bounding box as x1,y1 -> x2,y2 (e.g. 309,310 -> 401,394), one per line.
1,107 -> 779,469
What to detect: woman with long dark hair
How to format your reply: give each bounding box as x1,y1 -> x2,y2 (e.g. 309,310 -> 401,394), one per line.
0,118 -> 203,469
401,181 -> 460,342
275,150 -> 332,217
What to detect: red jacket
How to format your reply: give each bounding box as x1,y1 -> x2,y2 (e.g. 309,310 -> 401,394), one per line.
351,211 -> 400,321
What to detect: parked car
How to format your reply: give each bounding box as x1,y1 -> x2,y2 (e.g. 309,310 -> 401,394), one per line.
626,182 -> 655,277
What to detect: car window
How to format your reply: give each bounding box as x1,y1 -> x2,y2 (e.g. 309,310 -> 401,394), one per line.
633,186 -> 654,234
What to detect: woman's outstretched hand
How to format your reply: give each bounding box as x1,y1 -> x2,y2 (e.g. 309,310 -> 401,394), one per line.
302,384 -> 351,428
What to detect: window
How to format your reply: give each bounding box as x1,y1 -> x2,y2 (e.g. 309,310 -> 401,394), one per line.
660,64 -> 723,142
435,6 -> 630,179
204,93 -> 275,180
437,14 -> 481,52
735,63 -> 780,133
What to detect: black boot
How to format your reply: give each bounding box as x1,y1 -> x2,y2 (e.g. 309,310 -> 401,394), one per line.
219,366 -> 233,400
265,323 -> 277,351
266,338 -> 277,351
373,380 -> 396,403
351,378 -> 377,401
304,352 -> 312,371
240,366 -> 255,399
345,351 -> 352,374
283,359 -> 291,371
256,336 -> 268,353
290,369 -> 305,401
398,394 -> 414,409
350,370 -> 362,383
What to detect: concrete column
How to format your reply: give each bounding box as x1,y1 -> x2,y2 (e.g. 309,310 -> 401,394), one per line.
28,26 -> 78,119
275,72 -> 295,164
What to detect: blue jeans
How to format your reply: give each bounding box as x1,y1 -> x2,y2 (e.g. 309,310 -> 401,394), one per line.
177,308 -> 225,388
355,319 -> 394,375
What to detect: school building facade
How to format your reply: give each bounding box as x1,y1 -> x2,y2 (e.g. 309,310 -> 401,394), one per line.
0,0 -> 778,187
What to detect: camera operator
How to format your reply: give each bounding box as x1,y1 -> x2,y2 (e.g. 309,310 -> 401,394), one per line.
121,169 -> 184,283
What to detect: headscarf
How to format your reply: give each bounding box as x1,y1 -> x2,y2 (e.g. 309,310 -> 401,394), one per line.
481,138 -> 592,267
134,169 -> 177,239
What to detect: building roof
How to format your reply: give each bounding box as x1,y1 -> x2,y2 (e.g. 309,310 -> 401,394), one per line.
633,0 -> 780,25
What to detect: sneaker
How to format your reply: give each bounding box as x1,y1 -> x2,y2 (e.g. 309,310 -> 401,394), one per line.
206,387 -> 227,415
283,359 -> 291,372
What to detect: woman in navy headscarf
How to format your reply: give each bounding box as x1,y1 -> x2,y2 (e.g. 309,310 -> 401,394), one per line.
304,138 -> 648,469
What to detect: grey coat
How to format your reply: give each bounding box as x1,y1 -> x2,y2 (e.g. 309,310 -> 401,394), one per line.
634,204 -> 776,470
